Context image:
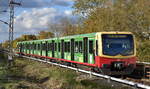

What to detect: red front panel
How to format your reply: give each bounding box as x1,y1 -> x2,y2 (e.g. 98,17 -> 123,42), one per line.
95,56 -> 137,68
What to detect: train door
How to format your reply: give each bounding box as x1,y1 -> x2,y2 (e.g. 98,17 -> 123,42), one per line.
40,42 -> 42,56
74,38 -> 84,62
32,42 -> 34,55
37,42 -> 41,56
61,40 -> 64,59
33,42 -> 37,55
71,39 -> 74,61
64,40 -> 71,60
23,43 -> 25,53
28,43 -> 32,54
45,41 -> 48,57
88,39 -> 95,64
57,41 -> 61,58
41,41 -> 46,57
20,43 -> 22,53
27,43 -> 29,54
52,40 -> 55,57
35,43 -> 38,55
47,41 -> 52,57
54,42 -> 58,58
83,37 -> 88,63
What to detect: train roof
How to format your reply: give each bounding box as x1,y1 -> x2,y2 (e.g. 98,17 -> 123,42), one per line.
17,31 -> 133,43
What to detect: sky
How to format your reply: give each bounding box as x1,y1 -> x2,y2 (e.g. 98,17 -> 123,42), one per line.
0,0 -> 76,42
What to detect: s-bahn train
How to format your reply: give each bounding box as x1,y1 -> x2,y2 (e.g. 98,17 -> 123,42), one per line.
16,32 -> 137,75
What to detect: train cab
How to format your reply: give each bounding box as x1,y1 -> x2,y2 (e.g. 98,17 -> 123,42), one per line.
95,32 -> 136,75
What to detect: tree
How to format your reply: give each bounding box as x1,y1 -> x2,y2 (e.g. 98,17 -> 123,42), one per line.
2,40 -> 9,48
13,34 -> 37,48
37,31 -> 54,39
73,0 -> 150,37
48,17 -> 79,37
73,0 -> 109,17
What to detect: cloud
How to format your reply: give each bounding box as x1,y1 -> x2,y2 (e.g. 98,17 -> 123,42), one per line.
64,10 -> 72,16
14,8 -> 56,33
14,7 -> 74,34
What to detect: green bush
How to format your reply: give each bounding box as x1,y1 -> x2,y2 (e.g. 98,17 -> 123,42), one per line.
137,41 -> 150,62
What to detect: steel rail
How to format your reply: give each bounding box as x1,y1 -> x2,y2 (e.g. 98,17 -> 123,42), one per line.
0,50 -> 149,89
137,61 -> 150,65
15,54 -> 150,89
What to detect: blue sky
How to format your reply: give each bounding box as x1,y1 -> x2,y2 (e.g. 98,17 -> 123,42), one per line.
0,0 -> 75,42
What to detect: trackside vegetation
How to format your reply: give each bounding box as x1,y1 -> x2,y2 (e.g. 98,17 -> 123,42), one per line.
0,54 -> 117,89
0,53 -> 133,89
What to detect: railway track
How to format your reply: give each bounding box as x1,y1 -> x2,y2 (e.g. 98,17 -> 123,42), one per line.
17,55 -> 150,89
1,49 -> 150,89
137,61 -> 150,65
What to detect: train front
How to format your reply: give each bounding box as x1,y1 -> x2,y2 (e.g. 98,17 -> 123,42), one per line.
95,32 -> 136,75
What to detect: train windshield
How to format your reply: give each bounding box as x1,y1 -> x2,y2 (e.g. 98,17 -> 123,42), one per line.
102,34 -> 134,56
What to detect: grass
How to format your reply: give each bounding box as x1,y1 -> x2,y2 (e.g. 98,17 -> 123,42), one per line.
0,53 -> 134,89
0,56 -> 116,89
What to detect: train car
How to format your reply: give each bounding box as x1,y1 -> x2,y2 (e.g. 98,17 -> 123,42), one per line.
16,32 -> 137,75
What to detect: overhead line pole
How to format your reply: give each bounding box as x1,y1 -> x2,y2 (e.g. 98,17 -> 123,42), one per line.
8,0 -> 21,64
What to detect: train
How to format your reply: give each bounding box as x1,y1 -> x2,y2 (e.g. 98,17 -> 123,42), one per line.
16,32 -> 137,75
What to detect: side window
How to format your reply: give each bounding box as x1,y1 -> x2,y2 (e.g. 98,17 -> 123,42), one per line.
58,43 -> 61,52
43,43 -> 46,50
67,42 -> 70,52
54,43 -> 57,51
42,43 -> 44,50
50,43 -> 52,51
48,43 -> 51,51
64,42 -> 67,52
52,41 -> 55,51
34,44 -> 36,50
79,41 -> 83,53
89,40 -> 93,54
27,43 -> 29,49
75,41 -> 78,53
38,44 -> 40,50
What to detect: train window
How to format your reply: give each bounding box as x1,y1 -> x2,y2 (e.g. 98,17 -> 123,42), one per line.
25,44 -> 27,49
29,44 -> 31,49
38,44 -> 40,50
27,44 -> 29,49
89,40 -> 93,54
75,41 -> 78,53
42,43 -> 45,50
79,41 -> 83,53
35,44 -> 37,50
64,42 -> 67,52
30,44 -> 32,50
58,43 -> 61,52
27,44 -> 28,49
54,43 -> 57,51
49,43 -> 51,51
83,37 -> 88,63
61,40 -> 64,58
52,41 -> 55,51
26,44 -> 27,49
33,43 -> 35,50
67,42 -> 70,52
44,43 -> 46,50
49,43 -> 51,50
